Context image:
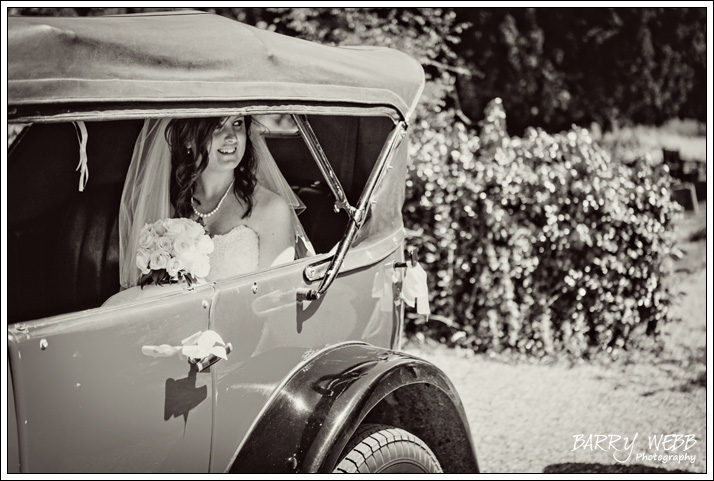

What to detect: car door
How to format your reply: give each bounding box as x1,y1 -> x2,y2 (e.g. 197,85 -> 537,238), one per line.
7,285 -> 215,473
206,241 -> 402,472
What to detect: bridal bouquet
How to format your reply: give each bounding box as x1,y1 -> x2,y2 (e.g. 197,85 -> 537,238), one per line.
136,218 -> 214,288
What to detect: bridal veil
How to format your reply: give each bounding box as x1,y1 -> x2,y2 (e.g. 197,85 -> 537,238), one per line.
119,117 -> 314,289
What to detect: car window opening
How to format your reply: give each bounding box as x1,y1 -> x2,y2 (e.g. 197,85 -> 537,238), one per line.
7,114 -> 394,323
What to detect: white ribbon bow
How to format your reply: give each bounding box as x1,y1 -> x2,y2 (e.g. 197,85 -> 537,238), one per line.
141,330 -> 228,361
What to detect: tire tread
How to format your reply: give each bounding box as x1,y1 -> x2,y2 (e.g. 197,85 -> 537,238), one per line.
333,424 -> 442,473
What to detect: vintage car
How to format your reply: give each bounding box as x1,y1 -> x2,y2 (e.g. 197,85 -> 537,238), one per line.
6,11 -> 479,473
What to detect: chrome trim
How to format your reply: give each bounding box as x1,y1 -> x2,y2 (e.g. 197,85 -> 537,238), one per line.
297,122 -> 407,301
302,224 -> 405,287
292,114 -> 355,219
303,258 -> 331,283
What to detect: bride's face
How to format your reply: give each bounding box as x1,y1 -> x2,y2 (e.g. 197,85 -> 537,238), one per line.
205,115 -> 247,173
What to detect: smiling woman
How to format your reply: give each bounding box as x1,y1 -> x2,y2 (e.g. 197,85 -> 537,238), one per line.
167,116 -> 254,223
117,115 -> 312,290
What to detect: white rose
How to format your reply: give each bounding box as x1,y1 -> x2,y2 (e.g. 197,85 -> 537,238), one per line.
191,255 -> 211,278
136,249 -> 151,274
165,218 -> 188,236
173,233 -> 196,257
153,220 -> 167,236
138,230 -> 155,250
196,235 -> 215,255
188,221 -> 206,239
166,257 -> 184,278
149,251 -> 170,270
156,236 -> 173,252
178,249 -> 198,267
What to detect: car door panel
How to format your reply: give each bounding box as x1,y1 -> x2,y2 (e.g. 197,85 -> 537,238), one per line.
7,286 -> 214,473
208,251 -> 399,472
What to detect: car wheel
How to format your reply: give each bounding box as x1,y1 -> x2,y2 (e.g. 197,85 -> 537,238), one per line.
333,424 -> 442,473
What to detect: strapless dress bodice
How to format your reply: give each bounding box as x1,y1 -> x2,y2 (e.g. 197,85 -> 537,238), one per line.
207,224 -> 260,281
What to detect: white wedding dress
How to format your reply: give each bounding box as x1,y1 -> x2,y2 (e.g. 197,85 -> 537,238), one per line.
206,224 -> 259,281
115,118 -> 312,299
103,225 -> 259,307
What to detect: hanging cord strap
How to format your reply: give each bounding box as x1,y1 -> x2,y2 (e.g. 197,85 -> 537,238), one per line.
73,121 -> 89,192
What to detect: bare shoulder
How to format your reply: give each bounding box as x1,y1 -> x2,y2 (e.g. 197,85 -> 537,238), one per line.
252,186 -> 296,266
252,185 -> 292,222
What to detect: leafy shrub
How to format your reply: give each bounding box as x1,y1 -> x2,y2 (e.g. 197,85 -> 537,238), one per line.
405,99 -> 682,358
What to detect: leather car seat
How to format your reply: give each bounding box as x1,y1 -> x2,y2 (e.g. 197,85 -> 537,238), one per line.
8,121 -> 141,322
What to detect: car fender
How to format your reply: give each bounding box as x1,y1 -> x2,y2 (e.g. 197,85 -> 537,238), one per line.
228,342 -> 479,473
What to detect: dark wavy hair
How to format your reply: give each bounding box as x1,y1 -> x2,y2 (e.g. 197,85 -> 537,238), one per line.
165,116 -> 257,219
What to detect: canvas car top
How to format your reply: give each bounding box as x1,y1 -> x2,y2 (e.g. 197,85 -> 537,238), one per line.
8,11 -> 425,122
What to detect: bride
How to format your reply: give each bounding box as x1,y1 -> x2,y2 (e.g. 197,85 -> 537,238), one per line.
106,114 -> 312,305
166,115 -> 296,278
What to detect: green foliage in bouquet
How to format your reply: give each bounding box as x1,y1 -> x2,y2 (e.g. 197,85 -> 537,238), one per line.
404,99 -> 682,358
138,268 -> 197,289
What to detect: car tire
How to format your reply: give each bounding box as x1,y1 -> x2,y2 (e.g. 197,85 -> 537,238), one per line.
333,423 -> 443,473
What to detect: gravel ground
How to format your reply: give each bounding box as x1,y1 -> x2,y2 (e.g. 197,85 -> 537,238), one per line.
403,203 -> 708,474
405,336 -> 706,474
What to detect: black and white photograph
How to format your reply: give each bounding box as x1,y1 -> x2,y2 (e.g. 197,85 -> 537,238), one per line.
3,4 -> 711,476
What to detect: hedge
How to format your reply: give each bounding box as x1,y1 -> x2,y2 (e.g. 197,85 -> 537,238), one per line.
404,98 -> 681,358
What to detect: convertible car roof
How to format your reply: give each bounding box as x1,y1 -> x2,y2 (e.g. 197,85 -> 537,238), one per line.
8,11 -> 425,122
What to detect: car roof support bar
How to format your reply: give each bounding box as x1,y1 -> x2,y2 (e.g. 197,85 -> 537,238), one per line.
296,120 -> 407,302
292,115 -> 357,221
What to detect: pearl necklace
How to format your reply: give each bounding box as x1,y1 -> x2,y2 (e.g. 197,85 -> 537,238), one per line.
192,180 -> 234,219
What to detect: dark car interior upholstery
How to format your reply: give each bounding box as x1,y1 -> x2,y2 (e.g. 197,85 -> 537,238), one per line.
7,115 -> 372,323
8,121 -> 141,322
265,115 -> 359,254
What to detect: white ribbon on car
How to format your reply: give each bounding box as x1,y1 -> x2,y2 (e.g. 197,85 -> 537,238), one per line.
401,262 -> 430,317
370,261 -> 431,316
141,330 -> 229,361
73,121 -> 89,192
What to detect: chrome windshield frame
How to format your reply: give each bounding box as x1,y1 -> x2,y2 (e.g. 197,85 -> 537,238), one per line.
295,119 -> 407,302
292,115 -> 356,220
